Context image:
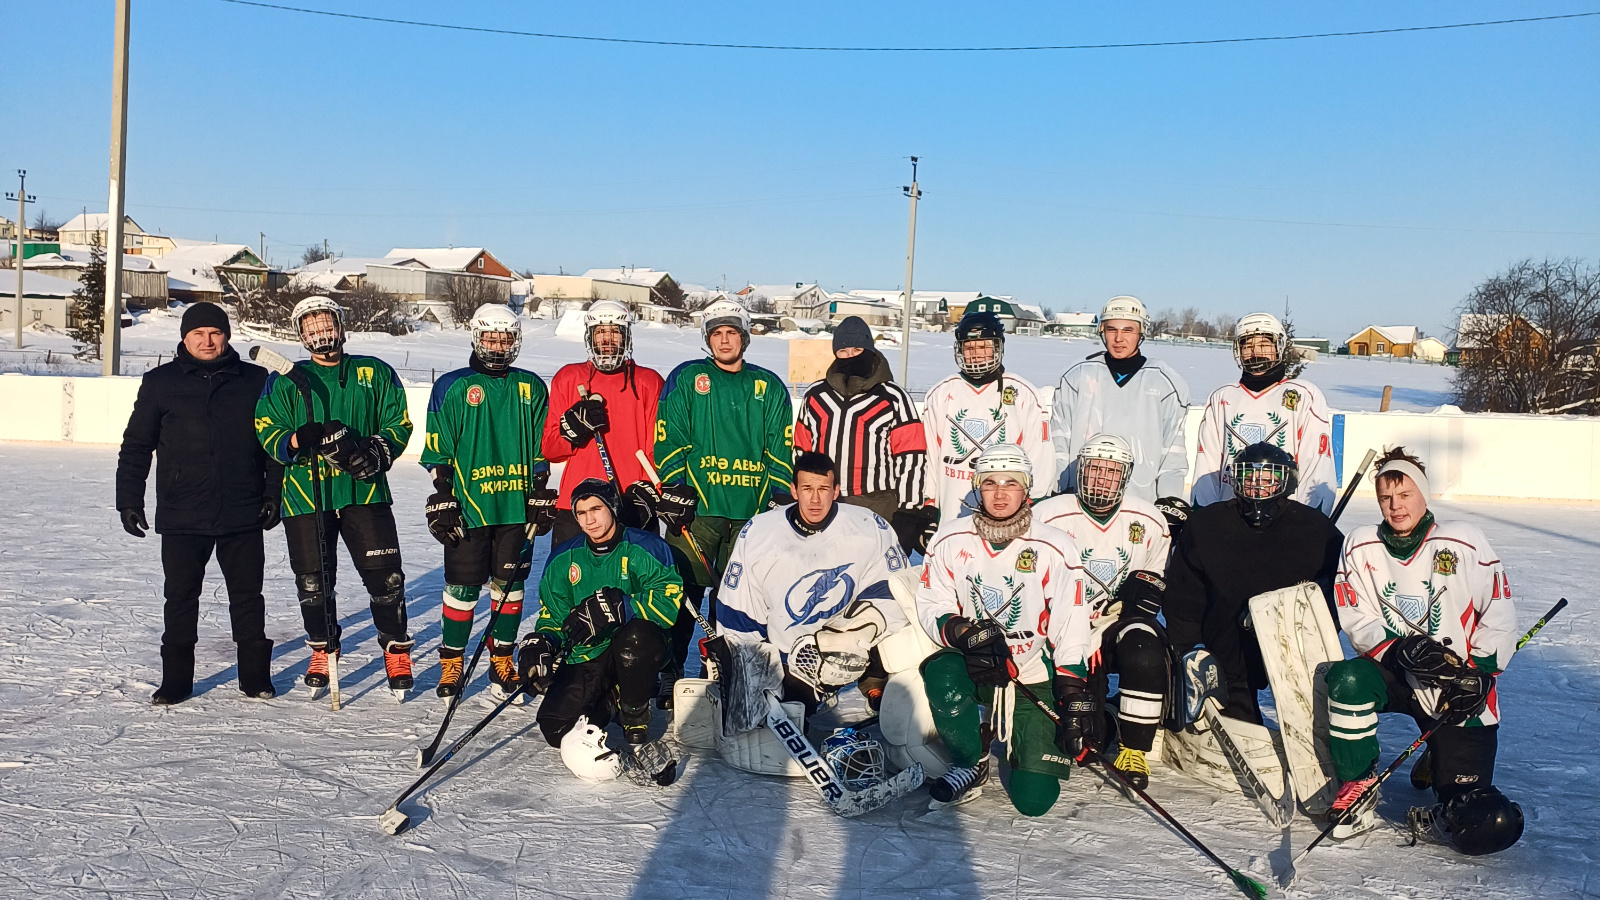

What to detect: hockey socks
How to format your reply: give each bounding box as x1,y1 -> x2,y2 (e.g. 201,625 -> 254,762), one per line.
440,581 -> 525,653
1324,657 -> 1387,782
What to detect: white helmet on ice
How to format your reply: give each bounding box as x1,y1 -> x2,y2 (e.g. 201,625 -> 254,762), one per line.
560,716 -> 623,784
973,443 -> 1032,492
291,295 -> 345,355
1099,295 -> 1150,337
584,300 -> 634,373
700,299 -> 751,351
469,304 -> 522,372
1234,312 -> 1287,376
1076,433 -> 1134,512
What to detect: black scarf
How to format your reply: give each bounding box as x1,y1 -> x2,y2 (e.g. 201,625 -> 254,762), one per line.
1240,361 -> 1288,392
469,352 -> 509,378
1103,351 -> 1146,387
786,502 -> 839,537
177,343 -> 237,374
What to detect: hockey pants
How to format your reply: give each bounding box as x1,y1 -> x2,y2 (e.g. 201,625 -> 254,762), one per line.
283,503 -> 409,650
664,515 -> 745,671
439,523 -> 530,653
537,619 -> 668,746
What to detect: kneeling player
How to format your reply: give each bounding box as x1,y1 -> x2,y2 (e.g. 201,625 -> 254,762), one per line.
707,451 -> 910,717
1322,448 -> 1523,853
915,444 -> 1092,815
1034,434 -> 1173,788
516,479 -> 684,748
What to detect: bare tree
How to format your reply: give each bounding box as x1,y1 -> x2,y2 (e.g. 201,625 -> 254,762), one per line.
1453,258 -> 1600,414
31,209 -> 65,240
745,293 -> 775,314
68,236 -> 107,358
653,279 -> 690,311
440,275 -> 506,327
341,283 -> 410,335
300,244 -> 333,267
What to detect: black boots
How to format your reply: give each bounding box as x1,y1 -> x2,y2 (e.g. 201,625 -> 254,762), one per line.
152,644 -> 195,705
238,638 -> 276,699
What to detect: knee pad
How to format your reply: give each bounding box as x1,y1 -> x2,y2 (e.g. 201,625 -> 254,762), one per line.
295,572 -> 328,606
1113,623 -> 1168,681
614,620 -> 667,670
370,570 -> 406,606
1324,657 -> 1386,706
921,652 -> 976,719
879,669 -> 953,779
1006,768 -> 1061,818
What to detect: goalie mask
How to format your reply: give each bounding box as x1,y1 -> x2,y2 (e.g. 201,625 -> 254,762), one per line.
1233,312 -> 1287,377
822,727 -> 887,793
1076,433 -> 1134,513
291,295 -> 345,355
953,310 -> 1005,379
560,716 -> 623,783
1231,442 -> 1298,527
584,300 -> 633,373
469,304 -> 522,372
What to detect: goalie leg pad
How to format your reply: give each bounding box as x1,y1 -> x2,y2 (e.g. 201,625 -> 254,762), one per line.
720,639 -> 785,738
670,678 -> 720,750
878,669 -> 953,779
1249,581 -> 1343,814
1162,710 -> 1288,803
717,700 -> 808,776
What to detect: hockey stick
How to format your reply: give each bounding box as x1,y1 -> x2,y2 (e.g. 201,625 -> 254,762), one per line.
416,588 -> 515,768
253,346 -> 342,711
1280,597 -> 1567,887
1329,448 -> 1377,524
578,384 -> 620,489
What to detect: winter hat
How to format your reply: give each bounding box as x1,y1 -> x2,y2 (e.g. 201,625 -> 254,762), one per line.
181,302 -> 231,339
569,477 -> 621,520
833,316 -> 873,355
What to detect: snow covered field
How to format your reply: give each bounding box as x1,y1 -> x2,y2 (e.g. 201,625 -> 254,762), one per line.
0,444 -> 1594,899
0,307 -> 1454,412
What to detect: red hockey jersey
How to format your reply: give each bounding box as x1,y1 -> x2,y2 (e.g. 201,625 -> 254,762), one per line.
542,361 -> 665,509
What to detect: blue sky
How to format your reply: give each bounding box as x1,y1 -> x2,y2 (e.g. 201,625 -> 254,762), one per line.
7,1 -> 1597,339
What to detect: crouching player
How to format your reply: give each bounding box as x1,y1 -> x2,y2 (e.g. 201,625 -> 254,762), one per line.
914,444 -> 1093,814
1323,448 -> 1524,854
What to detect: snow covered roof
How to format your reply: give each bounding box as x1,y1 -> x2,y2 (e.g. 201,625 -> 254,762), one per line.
163,240 -> 266,269
581,268 -> 673,287
1014,303 -> 1047,321
1052,312 -> 1097,326
1455,314 -> 1542,349
385,248 -> 486,271
740,283 -> 819,300
1350,324 -> 1420,345
60,212 -> 145,234
847,290 -> 998,309
14,270 -> 83,297
51,248 -> 159,269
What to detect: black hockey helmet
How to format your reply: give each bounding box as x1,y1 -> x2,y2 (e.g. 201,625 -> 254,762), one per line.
954,310 -> 1006,379
1231,442 -> 1298,528
1441,786 -> 1525,856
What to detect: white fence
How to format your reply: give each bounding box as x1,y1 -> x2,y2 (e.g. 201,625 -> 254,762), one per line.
3,373 -> 1597,503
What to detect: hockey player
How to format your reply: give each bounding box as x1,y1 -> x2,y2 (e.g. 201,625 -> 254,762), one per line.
1191,312 -> 1337,514
793,316 -> 931,554
707,451 -> 911,714
914,444 -> 1093,814
543,300 -> 669,545
1050,296 -> 1191,533
921,310 -> 1052,530
515,479 -> 683,746
420,305 -> 554,701
1163,442 -> 1342,724
255,296 -> 416,696
654,299 -> 794,682
1321,448 -> 1523,852
1033,434 -> 1173,788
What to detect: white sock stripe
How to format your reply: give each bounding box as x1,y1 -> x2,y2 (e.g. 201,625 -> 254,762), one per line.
1119,712 -> 1164,725
1329,710 -> 1378,730
1330,700 -> 1377,713
1120,696 -> 1165,719
1331,727 -> 1379,741
1120,689 -> 1164,701
442,592 -> 479,612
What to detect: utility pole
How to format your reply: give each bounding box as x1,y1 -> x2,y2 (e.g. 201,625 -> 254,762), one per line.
323,238 -> 329,260
898,156 -> 922,386
8,170 -> 35,349
260,232 -> 265,259
103,0 -> 131,375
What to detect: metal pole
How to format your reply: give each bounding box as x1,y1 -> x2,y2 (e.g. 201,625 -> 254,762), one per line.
10,171 -> 29,349
103,0 -> 131,375
898,157 -> 921,386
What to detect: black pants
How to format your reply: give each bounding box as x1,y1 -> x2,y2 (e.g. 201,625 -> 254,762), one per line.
159,531 -> 266,648
1092,617 -> 1170,753
282,503 -> 408,649
551,508 -> 582,549
537,619 -> 667,746
443,523 -> 532,586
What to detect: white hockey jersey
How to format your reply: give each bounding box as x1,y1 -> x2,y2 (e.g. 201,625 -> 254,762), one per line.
1051,354 -> 1190,502
915,520 -> 1092,683
1190,378 -> 1337,513
716,503 -> 911,660
1334,520 -> 1517,725
1032,493 -> 1171,645
921,372 -> 1053,526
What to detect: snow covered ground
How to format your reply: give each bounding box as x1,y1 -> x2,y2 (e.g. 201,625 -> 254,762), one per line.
0,444 -> 1594,899
0,307 -> 1454,412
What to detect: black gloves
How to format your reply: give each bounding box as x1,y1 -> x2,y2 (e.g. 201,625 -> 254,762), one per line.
426,469 -> 465,546
565,587 -> 628,645
257,498 -> 282,531
941,615 -> 1012,687
1115,570 -> 1166,620
1155,496 -> 1190,539
316,420 -> 359,467
1053,673 -> 1103,764
766,489 -> 794,511
516,633 -> 560,694
1437,669 -> 1495,726
526,487 -> 558,536
559,397 -> 610,448
119,507 -> 149,538
1387,634 -> 1494,725
624,480 -> 698,533
291,421 -> 326,457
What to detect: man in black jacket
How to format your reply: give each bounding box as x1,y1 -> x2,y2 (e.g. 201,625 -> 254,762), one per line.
1162,442 -> 1342,724
116,303 -> 282,704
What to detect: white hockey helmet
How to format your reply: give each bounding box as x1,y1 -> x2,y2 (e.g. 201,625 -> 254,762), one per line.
1099,295 -> 1150,334
973,443 -> 1032,492
1234,312 -> 1287,376
469,304 -> 522,371
700,299 -> 751,351
583,300 -> 634,372
559,716 -> 623,783
291,295 -> 345,354
1076,433 -> 1134,512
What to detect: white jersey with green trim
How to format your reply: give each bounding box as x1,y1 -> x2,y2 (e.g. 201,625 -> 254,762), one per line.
1032,493 -> 1171,645
919,372 -> 1053,527
1190,378 -> 1337,514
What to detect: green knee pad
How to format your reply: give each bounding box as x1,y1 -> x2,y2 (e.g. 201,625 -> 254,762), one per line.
1324,657 -> 1389,781
1006,769 -> 1061,817
922,650 -> 986,768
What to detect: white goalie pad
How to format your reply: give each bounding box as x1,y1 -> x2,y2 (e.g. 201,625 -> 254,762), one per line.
790,599 -> 889,690
1162,708 -> 1289,808
878,669 -> 952,779
878,567 -> 941,674
717,699 -> 808,777
721,638 -> 786,738
1248,581 -> 1343,816
671,678 -> 720,750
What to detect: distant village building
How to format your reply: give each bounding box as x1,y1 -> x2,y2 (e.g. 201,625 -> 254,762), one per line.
1412,336 -> 1449,363
57,213 -> 176,256
736,283 -> 828,316
1291,336 -> 1332,355
1047,311 -> 1099,338
26,251 -> 167,308
1346,325 -> 1420,357
160,241 -> 270,304
531,267 -> 680,309
1455,314 -> 1545,366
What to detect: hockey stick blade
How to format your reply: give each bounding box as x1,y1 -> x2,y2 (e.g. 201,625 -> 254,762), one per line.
378,806 -> 410,836
832,764 -> 924,818
764,693 -> 922,817
249,345 -> 301,378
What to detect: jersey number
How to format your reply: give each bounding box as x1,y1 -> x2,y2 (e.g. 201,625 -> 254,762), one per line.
723,562 -> 742,590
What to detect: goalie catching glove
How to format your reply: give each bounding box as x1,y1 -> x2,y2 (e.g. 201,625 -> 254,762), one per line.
941,615 -> 1011,687
565,587 -> 628,646
788,599 -> 889,692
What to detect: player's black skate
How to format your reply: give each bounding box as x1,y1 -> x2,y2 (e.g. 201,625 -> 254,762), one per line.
619,701 -> 652,745
1113,747 -> 1151,791
657,662 -> 682,710
928,756 -> 991,808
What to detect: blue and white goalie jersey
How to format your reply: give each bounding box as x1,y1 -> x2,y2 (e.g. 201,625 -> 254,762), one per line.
716,504 -> 911,659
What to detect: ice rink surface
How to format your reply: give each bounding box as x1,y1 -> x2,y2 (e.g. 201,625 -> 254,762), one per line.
0,445 -> 1595,898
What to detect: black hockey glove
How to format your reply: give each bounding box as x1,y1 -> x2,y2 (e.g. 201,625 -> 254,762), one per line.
315,420 -> 360,469
1155,496 -> 1190,539
256,498 -> 282,532
343,436 -> 392,482
1053,673 -> 1103,764
558,397 -> 609,448
1115,570 -> 1167,621
892,505 -> 941,555
1436,668 -> 1495,726
119,507 -> 148,538
623,480 -> 660,529
565,587 -> 628,646
291,421 -> 325,457
516,633 -> 560,694
766,489 -> 795,512
941,615 -> 1012,687
425,469 -> 465,546
525,488 -> 559,536
1386,634 -> 1465,684
700,634 -> 733,685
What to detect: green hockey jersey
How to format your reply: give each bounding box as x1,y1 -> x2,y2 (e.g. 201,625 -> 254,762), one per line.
534,528 -> 684,664
654,359 -> 793,519
419,366 -> 550,529
255,354 -> 413,516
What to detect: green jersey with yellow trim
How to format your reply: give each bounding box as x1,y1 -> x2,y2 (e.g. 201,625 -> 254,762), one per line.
534,528 -> 684,664
419,366 -> 549,529
255,354 -> 413,516
654,358 -> 793,519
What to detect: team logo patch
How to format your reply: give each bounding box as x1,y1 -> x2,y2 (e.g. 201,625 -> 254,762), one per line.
568,563 -> 581,584
1282,389 -> 1300,411
784,564 -> 856,625
1433,549 -> 1459,576
518,382 -> 532,403
1002,386 -> 1017,406
620,556 -> 629,580
357,366 -> 374,388
754,380 -> 767,399
466,385 -> 485,407
695,373 -> 711,395
1128,521 -> 1146,544
1015,548 -> 1037,573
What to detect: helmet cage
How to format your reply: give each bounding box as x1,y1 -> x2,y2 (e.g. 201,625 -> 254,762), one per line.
1077,456 -> 1131,511
822,728 -> 886,792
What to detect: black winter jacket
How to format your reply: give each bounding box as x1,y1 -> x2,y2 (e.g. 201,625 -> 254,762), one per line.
116,345 -> 282,535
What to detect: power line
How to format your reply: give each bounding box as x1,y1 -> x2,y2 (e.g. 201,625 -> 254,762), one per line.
215,1 -> 1600,52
